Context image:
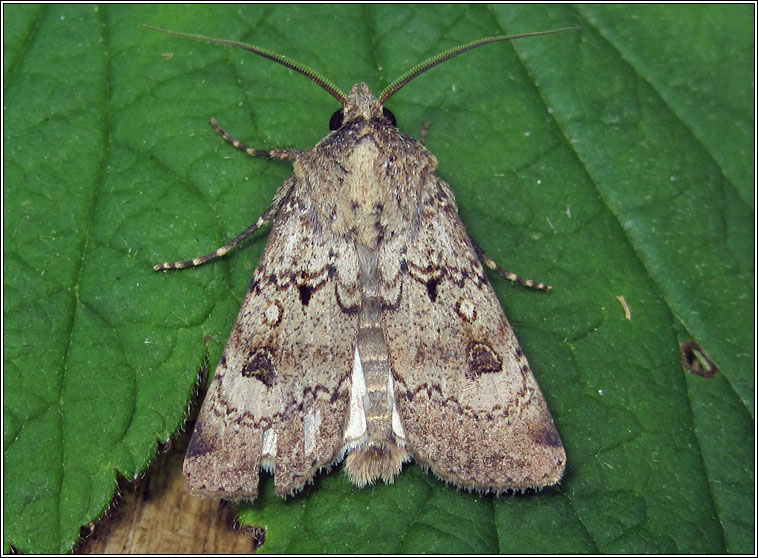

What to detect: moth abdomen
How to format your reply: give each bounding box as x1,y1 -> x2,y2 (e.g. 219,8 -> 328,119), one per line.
341,243 -> 410,486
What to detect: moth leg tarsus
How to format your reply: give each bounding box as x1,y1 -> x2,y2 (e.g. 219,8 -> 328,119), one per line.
470,236 -> 552,293
153,213 -> 274,271
210,118 -> 302,161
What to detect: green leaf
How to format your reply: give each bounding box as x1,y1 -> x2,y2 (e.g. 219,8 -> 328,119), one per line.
3,4 -> 753,554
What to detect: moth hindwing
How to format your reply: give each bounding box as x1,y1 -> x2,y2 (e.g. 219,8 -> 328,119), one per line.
149,27 -> 571,500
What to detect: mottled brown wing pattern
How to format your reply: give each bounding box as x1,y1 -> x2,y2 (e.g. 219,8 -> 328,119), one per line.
183,178 -> 361,499
382,176 -> 565,492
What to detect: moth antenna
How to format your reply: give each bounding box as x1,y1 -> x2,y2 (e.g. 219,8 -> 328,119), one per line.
141,25 -> 348,105
379,27 -> 580,103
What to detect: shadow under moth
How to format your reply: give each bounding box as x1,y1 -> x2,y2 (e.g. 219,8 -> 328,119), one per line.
148,26 -> 569,500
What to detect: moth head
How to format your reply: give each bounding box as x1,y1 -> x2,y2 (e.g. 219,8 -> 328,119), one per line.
329,84 -> 397,131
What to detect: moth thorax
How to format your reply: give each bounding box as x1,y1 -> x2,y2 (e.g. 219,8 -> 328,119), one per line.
342,83 -> 384,123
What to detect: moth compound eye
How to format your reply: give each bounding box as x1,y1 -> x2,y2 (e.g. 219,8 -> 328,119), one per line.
382,107 -> 397,127
329,109 -> 344,131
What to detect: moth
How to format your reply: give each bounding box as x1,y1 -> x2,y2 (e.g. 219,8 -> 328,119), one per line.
148,26 -> 570,500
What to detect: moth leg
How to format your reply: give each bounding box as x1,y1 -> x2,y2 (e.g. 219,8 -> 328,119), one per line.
419,121 -> 431,146
154,119 -> 303,271
470,236 -> 552,293
153,206 -> 278,271
210,118 -> 302,161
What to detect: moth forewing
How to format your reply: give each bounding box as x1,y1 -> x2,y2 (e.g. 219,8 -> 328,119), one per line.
150,27 -> 569,501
